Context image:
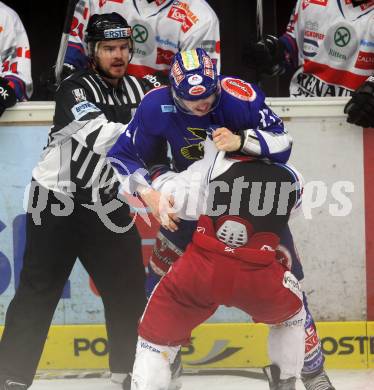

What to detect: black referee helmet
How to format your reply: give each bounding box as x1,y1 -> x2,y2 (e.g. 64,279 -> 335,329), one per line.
85,13 -> 133,59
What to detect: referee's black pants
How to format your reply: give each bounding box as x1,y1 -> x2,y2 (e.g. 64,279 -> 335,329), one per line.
0,185 -> 146,386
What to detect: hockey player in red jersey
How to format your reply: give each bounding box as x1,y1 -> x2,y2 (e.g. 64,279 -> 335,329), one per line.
63,0 -> 220,79
244,0 -> 374,128
128,139 -> 307,390
110,48 -> 335,390
0,2 -> 32,117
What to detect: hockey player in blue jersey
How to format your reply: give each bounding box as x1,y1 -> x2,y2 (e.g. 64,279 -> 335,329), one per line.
108,48 -> 334,390
109,48 -> 291,225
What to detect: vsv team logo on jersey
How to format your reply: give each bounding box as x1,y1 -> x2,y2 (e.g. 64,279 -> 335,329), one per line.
180,127 -> 207,160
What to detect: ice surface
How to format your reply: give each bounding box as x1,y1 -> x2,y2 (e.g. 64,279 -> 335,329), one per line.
28,370 -> 374,389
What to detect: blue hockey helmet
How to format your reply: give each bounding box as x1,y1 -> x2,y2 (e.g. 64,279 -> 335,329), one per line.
169,48 -> 220,103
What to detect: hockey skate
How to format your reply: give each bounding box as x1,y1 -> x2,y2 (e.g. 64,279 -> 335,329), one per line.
263,364 -> 296,390
301,369 -> 335,390
122,355 -> 182,390
169,350 -> 183,390
122,374 -> 131,390
112,372 -> 131,387
0,379 -> 27,390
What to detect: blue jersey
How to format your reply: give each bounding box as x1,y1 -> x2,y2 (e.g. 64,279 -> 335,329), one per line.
108,75 -> 292,184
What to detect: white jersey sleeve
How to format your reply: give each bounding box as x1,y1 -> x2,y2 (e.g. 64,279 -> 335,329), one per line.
0,2 -> 32,100
152,138 -> 304,221
151,138 -> 240,220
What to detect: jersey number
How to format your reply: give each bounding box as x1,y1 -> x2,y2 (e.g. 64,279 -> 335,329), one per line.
70,16 -> 85,40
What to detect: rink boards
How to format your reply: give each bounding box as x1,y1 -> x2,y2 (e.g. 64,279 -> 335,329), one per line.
1,99 -> 374,371
1,322 -> 374,370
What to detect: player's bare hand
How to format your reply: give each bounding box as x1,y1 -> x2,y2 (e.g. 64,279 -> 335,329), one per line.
212,127 -> 241,151
139,188 -> 179,231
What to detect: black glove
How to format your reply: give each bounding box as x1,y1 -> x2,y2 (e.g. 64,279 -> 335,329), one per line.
39,63 -> 77,99
58,64 -> 76,82
242,35 -> 286,78
344,76 -> 374,128
0,77 -> 17,116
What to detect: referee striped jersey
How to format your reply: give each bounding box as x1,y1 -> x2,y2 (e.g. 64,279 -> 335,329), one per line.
33,69 -> 149,204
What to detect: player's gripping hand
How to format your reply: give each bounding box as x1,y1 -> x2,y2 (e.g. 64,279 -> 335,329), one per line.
0,77 -> 17,116
39,64 -> 76,97
344,76 -> 374,128
242,35 -> 285,78
213,127 -> 241,152
138,187 -> 180,232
